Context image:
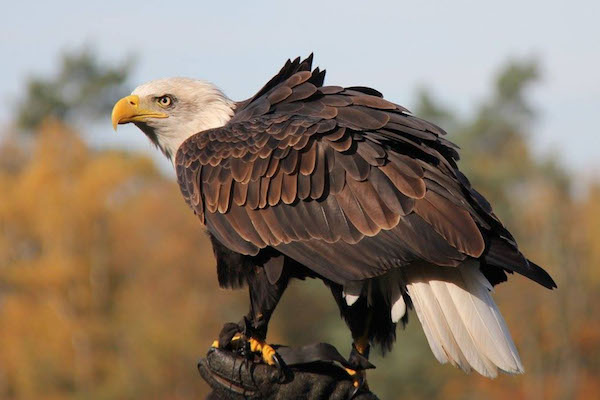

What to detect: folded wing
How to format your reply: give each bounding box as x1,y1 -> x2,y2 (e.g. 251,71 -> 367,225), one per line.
175,55 -> 556,290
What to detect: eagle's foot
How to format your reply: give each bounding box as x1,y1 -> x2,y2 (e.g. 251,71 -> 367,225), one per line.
210,328 -> 278,367
247,336 -> 277,366
345,340 -> 372,396
210,320 -> 286,382
344,367 -> 369,390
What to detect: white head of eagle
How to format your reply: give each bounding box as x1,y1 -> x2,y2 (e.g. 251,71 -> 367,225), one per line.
112,78 -> 235,161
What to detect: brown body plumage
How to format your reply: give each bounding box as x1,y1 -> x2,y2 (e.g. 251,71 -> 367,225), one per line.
176,55 -> 553,287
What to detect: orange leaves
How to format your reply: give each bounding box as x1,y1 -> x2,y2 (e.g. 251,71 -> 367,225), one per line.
0,121 -> 246,398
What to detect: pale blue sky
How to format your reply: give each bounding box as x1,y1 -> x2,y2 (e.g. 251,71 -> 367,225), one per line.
2,1 -> 599,175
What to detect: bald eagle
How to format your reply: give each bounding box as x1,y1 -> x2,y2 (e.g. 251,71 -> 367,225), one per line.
112,55 -> 555,382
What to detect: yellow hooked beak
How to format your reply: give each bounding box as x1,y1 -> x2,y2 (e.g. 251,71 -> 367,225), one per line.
111,95 -> 168,130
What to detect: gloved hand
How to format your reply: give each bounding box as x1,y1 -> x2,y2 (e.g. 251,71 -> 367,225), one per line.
198,347 -> 379,400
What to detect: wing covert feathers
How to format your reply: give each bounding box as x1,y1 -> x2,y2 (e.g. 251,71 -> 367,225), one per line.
175,54 -> 556,290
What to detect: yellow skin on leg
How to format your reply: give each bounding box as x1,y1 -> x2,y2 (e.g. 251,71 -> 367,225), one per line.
345,309 -> 372,389
211,335 -> 276,366
345,335 -> 370,388
354,335 -> 370,355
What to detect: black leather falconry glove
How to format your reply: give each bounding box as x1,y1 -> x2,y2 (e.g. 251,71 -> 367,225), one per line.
198,347 -> 379,400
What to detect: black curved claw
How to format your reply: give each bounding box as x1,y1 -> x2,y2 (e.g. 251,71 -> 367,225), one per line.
348,372 -> 368,399
271,350 -> 291,383
350,384 -> 361,399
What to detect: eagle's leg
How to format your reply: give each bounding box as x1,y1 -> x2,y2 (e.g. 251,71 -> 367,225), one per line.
213,258 -> 290,367
346,310 -> 373,390
327,283 -> 374,390
208,238 -> 290,366
240,263 -> 290,366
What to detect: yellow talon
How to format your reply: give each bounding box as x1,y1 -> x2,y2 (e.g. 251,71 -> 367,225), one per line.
248,337 -> 277,366
345,368 -> 359,388
345,368 -> 367,389
346,330 -> 371,389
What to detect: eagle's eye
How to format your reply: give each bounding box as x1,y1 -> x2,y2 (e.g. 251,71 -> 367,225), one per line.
156,95 -> 173,108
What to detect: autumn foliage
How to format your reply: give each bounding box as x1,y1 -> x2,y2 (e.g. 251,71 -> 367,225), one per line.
0,121 -> 249,399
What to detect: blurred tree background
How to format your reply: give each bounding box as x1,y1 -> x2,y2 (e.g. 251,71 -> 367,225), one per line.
0,49 -> 598,400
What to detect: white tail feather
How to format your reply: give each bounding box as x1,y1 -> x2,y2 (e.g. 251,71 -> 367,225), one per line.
405,261 -> 524,378
409,282 -> 448,363
412,279 -> 469,369
429,278 -> 497,376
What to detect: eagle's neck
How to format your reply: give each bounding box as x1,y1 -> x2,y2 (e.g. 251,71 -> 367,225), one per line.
159,100 -> 235,161
137,92 -> 236,162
